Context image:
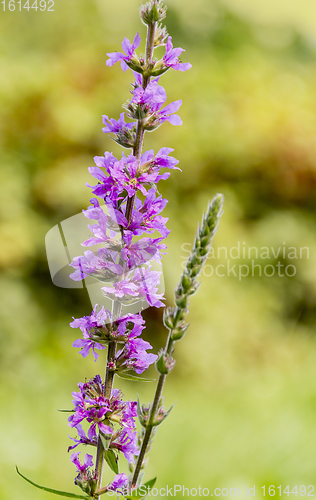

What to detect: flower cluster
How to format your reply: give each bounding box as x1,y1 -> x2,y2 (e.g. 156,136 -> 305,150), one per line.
68,376 -> 138,457
70,308 -> 157,371
67,0 -> 191,495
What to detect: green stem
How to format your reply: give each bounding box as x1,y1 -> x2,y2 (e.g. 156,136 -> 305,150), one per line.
95,341 -> 117,499
104,341 -> 116,398
95,20 -> 157,497
126,21 -> 156,225
131,330 -> 175,488
131,370 -> 166,488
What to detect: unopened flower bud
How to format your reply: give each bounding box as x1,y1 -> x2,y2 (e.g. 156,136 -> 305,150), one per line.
175,294 -> 187,309
200,235 -> 210,248
170,323 -> 189,341
125,55 -> 144,74
163,307 -> 175,329
198,246 -> 209,257
154,24 -> 168,47
156,350 -> 176,374
140,0 -> 167,25
151,60 -> 169,77
181,273 -> 192,292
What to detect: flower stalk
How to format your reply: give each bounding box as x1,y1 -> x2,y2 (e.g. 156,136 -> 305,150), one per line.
131,194 -> 224,488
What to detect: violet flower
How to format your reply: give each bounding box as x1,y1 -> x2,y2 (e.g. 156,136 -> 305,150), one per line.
102,112 -> 136,149
69,248 -> 123,282
68,377 -> 138,450
106,33 -> 141,72
110,429 -> 139,463
126,74 -> 183,129
163,36 -> 192,71
71,451 -> 94,473
108,473 -> 129,494
115,337 -> 158,374
71,451 -> 97,495
68,424 -> 97,452
102,112 -> 135,134
101,266 -> 165,308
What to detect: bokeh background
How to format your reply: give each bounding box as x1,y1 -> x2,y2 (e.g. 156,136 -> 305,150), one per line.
1,0 -> 316,498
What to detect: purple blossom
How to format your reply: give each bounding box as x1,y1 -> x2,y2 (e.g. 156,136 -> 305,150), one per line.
163,36 -> 192,72
121,189 -> 170,238
82,204 -> 121,248
68,424 -> 97,452
106,33 -> 141,72
113,312 -> 146,339
70,305 -> 111,360
71,451 -> 94,473
87,148 -> 178,209
108,473 -> 129,494
70,304 -> 110,334
71,451 -> 97,493
101,266 -> 165,308
72,337 -> 105,361
129,77 -> 183,128
69,248 -> 123,282
154,99 -> 183,126
102,112 -> 135,134
116,337 -> 158,374
68,376 -> 137,444
111,429 -> 139,463
131,79 -> 167,108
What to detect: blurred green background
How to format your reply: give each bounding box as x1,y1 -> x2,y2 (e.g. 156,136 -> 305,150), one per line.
1,0 -> 316,498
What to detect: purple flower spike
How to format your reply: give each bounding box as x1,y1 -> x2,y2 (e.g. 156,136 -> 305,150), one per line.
107,33 -> 141,72
163,36 -> 192,72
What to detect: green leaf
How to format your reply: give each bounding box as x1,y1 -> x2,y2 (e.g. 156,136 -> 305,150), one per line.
57,409 -> 74,413
103,449 -> 119,474
126,478 -> 157,500
153,402 -> 177,427
136,394 -> 143,420
117,372 -> 155,383
100,431 -> 111,451
16,467 -> 91,499
142,478 -> 157,490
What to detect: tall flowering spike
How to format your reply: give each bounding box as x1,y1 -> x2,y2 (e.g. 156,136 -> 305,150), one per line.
67,2 -> 192,494
17,2 -> 224,500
